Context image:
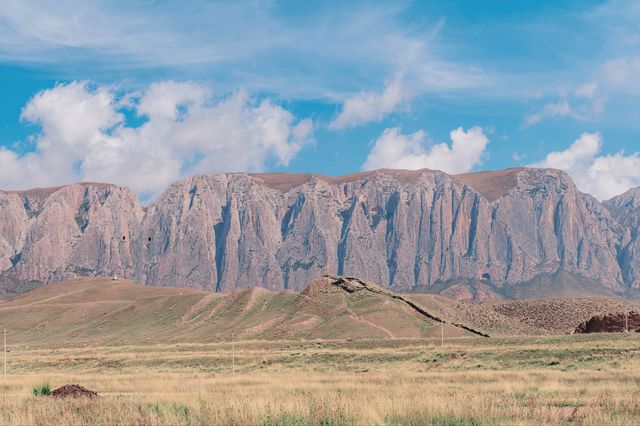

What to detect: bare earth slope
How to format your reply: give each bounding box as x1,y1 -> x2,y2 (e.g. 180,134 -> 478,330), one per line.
410,294 -> 637,335
0,167 -> 633,299
2,276 -> 636,348
0,276 -> 479,347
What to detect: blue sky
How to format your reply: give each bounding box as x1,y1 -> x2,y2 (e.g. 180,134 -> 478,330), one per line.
0,0 -> 639,201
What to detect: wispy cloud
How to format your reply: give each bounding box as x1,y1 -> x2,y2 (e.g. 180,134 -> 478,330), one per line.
521,0 -> 640,126
0,1 -> 490,102
524,82 -> 606,127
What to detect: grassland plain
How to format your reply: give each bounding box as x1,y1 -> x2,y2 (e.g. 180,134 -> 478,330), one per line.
2,334 -> 640,425
3,277 -> 640,425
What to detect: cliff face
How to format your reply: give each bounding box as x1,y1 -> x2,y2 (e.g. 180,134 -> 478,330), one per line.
605,188 -> 640,289
0,184 -> 143,282
0,168 -> 634,297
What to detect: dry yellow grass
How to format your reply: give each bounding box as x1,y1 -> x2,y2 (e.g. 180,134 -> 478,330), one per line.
4,278 -> 640,424
3,334 -> 640,425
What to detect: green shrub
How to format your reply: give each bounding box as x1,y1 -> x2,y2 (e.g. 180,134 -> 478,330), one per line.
32,384 -> 51,396
173,404 -> 191,423
261,413 -> 309,426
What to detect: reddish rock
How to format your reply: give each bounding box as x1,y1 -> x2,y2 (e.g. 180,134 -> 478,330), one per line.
575,311 -> 640,333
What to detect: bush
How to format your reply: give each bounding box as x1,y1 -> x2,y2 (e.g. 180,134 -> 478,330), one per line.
32,384 -> 51,396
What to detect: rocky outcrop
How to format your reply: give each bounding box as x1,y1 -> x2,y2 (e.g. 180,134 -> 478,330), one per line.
0,167 -> 636,297
575,311 -> 640,333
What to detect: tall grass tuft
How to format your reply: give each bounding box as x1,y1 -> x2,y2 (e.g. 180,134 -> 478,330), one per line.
32,384 -> 51,396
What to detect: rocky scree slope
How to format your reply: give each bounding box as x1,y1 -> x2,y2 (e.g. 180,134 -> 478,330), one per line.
0,167 -> 634,298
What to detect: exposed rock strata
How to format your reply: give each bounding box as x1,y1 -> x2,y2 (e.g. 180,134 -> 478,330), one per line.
0,168 -> 635,297
604,188 -> 640,289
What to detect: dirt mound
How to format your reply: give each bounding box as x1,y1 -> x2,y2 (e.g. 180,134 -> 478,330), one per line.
575,311 -> 640,333
50,384 -> 98,399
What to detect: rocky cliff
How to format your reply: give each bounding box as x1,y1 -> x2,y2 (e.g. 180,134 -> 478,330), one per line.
0,167 -> 636,298
604,188 -> 640,290
0,183 -> 143,282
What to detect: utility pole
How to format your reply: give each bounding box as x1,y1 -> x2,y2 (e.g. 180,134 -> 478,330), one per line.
232,332 -> 235,374
441,319 -> 444,347
626,312 -> 629,333
3,329 -> 6,380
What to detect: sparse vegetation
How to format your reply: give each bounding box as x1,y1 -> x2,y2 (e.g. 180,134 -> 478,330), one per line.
0,334 -> 640,425
4,278 -> 640,424
31,384 -> 50,397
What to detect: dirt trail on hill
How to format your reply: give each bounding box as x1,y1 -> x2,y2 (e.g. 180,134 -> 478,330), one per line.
328,276 -> 490,337
347,308 -> 395,338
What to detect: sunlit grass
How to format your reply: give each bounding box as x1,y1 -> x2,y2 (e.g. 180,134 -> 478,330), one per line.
2,334 -> 640,425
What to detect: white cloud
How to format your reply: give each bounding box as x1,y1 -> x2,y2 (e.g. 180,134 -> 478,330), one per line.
575,81 -> 598,99
512,152 -> 526,162
531,132 -> 640,200
0,2 -> 489,101
0,81 -> 313,199
524,82 -> 606,127
524,100 -> 573,127
329,75 -> 408,129
362,127 -> 489,174
601,56 -> 640,96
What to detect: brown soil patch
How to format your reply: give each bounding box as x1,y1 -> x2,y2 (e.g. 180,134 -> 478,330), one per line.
248,169 -> 431,192
454,167 -> 524,202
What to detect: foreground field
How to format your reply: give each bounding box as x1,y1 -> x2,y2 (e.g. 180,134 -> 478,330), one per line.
3,334 -> 640,425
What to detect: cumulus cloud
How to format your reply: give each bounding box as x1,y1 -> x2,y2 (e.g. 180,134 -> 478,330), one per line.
0,81 -> 313,199
531,132 -> 640,200
362,127 -> 489,174
329,75 -> 409,129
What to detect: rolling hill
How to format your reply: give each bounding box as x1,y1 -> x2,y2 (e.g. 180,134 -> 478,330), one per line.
1,275 -> 637,348
0,276 -> 480,347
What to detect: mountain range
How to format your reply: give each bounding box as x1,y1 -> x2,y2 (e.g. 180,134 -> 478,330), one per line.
1,167 -> 639,300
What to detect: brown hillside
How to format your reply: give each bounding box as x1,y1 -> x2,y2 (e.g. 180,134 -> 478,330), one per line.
0,276 -> 479,348
409,294 -> 638,335
453,167 -> 524,202
3,275 -> 633,348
